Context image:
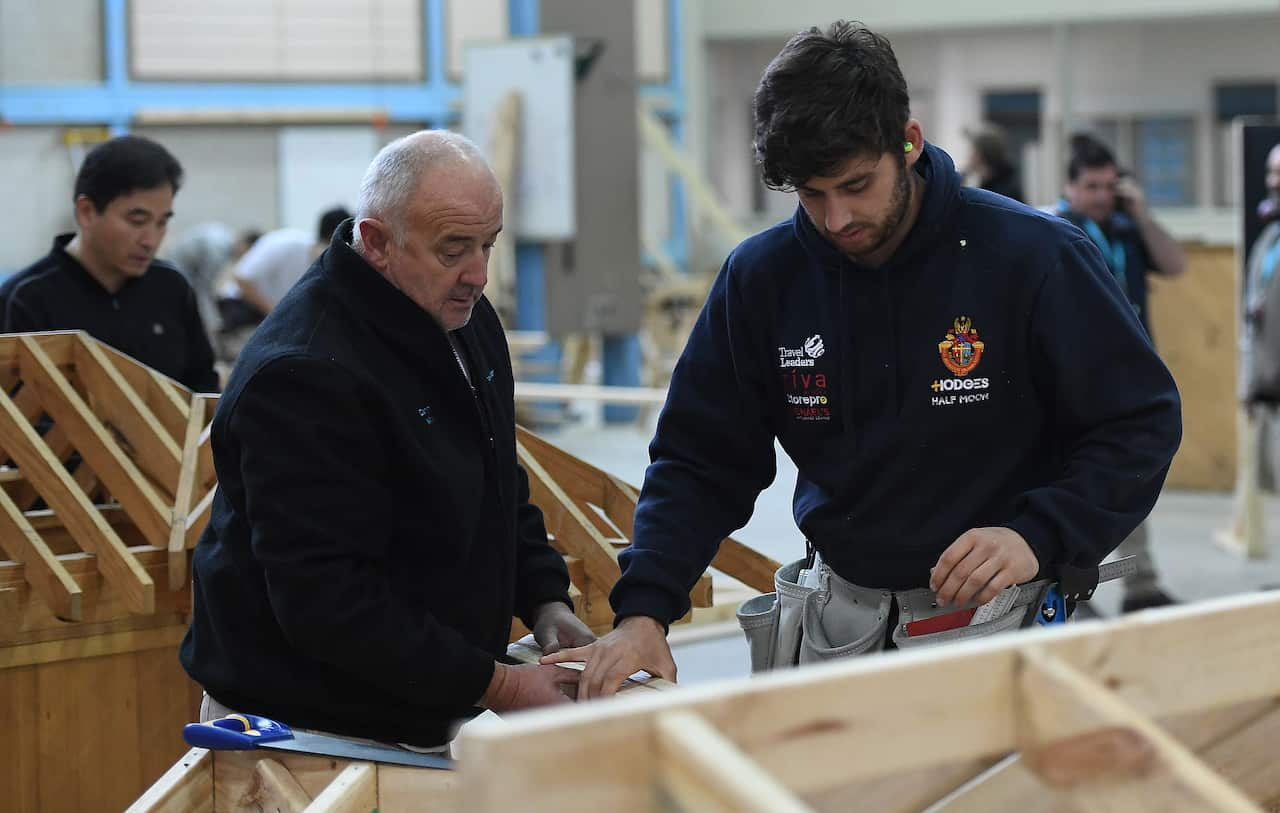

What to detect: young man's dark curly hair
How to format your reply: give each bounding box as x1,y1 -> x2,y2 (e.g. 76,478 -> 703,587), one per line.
753,21 -> 912,191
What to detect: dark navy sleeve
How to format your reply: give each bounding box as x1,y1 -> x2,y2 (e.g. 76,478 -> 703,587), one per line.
1005,236 -> 1182,571
610,256 -> 778,626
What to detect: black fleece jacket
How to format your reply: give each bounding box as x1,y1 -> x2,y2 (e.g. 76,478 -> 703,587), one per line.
180,223 -> 571,746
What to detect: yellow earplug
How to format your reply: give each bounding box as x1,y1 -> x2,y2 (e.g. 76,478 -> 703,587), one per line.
904,142 -> 914,153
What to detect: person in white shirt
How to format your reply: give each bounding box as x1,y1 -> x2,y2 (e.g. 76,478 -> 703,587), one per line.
216,207 -> 348,361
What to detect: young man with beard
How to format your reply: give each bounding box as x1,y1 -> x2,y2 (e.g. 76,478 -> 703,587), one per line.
544,21 -> 1182,695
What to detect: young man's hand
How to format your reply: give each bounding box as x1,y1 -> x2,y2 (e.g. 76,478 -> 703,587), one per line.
539,616 -> 676,700
930,527 -> 1039,607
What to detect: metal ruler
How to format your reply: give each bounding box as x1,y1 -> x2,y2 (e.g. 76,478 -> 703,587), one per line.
970,556 -> 1136,626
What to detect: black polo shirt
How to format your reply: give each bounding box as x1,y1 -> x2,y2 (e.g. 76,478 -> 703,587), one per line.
0,234 -> 218,392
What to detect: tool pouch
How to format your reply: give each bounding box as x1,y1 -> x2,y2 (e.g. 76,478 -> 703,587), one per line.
889,584 -> 1039,649
739,562 -> 1050,671
736,592 -> 781,673
798,568 -> 892,664
736,558 -> 819,672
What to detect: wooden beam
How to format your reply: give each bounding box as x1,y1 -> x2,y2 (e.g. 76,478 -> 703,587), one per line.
0,543 -> 168,588
0,485 -> 82,620
123,747 -> 213,813
0,623 -> 186,669
73,334 -> 184,492
804,757 -> 999,813
602,474 -> 638,539
0,331 -> 77,370
1198,704 -> 1280,808
250,758 -> 312,813
579,496 -> 625,541
657,710 -> 812,813
196,421 -> 215,490
456,592 -> 1280,811
6,386 -> 75,510
168,396 -> 206,590
0,586 -> 19,632
185,485 -> 216,549
604,464 -> 779,596
97,341 -> 191,443
0,353 -> 154,614
937,700 -> 1280,812
709,537 -> 782,595
689,573 -> 714,608
1047,598 -> 1280,719
517,440 -> 621,588
563,554 -> 586,586
0,551 -> 189,646
516,426 -> 607,506
1017,647 -> 1262,812
22,504 -> 139,555
20,336 -> 172,551
304,762 -> 377,813
71,458 -> 101,503
378,765 -> 462,813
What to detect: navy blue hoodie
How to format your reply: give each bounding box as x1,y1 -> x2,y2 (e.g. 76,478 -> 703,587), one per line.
612,144 -> 1182,625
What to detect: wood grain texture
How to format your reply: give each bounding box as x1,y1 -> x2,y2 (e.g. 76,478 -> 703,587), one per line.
123,748 -> 213,813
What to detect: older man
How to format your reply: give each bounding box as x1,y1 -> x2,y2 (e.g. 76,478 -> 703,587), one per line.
181,131 -> 591,748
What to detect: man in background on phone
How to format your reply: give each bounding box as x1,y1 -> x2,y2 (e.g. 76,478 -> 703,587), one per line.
1242,142 -> 1280,413
1054,132 -> 1187,612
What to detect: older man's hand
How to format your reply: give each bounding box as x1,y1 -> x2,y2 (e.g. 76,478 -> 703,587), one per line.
532,601 -> 596,655
479,662 -> 579,712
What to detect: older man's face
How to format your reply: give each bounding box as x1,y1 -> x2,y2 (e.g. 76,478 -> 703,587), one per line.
384,164 -> 503,331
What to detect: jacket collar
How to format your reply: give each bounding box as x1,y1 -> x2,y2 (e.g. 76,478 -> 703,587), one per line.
49,233 -> 143,297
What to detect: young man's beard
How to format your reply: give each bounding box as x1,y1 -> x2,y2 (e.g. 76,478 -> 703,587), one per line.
846,156 -> 913,264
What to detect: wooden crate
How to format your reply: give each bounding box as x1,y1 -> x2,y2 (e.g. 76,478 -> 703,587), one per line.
127,639 -> 675,813
133,594 -> 1280,813
0,331 -> 219,813
458,591 -> 1280,813
1148,242 -> 1238,491
129,748 -> 459,813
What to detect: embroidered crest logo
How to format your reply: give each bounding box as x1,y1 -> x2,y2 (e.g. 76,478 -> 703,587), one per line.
938,316 -> 985,377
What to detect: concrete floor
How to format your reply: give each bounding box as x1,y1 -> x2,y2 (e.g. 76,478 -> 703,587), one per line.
538,421 -> 1280,685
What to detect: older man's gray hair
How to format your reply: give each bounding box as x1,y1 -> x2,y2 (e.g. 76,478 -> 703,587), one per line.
352,130 -> 492,251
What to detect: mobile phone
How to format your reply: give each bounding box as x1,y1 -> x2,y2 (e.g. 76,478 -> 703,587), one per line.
1114,169 -> 1133,212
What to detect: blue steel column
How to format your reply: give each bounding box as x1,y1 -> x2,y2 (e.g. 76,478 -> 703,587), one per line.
604,0 -> 687,423
103,0 -> 130,134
